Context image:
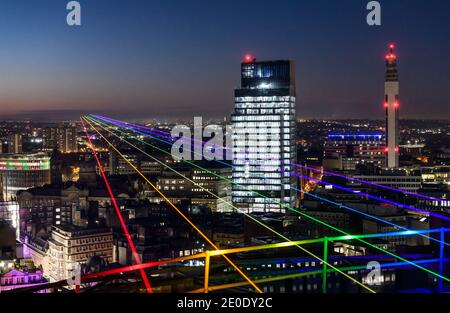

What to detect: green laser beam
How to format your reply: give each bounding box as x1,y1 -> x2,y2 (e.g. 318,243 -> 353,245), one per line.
86,115 -> 450,284
84,116 -> 377,293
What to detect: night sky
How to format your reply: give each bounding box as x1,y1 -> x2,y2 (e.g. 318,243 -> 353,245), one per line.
0,0 -> 449,120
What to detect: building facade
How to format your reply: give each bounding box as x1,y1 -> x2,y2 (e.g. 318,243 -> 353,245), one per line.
0,153 -> 51,201
7,134 -> 23,154
43,126 -> 78,153
352,174 -> 422,193
109,149 -> 140,175
323,133 -> 386,171
47,225 -> 113,283
231,57 -> 297,213
0,268 -> 46,292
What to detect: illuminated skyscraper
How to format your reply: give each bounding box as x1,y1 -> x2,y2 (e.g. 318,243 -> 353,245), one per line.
385,44 -> 400,168
231,56 -> 297,213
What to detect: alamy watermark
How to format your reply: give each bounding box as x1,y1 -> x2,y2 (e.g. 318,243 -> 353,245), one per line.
171,117 -> 232,161
66,1 -> 81,26
367,1 -> 382,26
64,2 -> 381,27
366,261 -> 382,286
170,117 -> 283,162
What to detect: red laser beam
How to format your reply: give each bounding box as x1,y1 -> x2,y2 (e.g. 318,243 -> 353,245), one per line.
81,118 -> 153,293
83,116 -> 263,293
82,253 -> 205,281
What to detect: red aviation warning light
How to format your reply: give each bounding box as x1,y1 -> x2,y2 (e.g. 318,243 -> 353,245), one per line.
243,54 -> 255,63
386,53 -> 397,60
386,43 -> 397,60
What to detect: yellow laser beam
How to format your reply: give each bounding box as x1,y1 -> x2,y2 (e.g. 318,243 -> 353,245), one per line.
85,115 -> 376,293
83,117 -> 263,293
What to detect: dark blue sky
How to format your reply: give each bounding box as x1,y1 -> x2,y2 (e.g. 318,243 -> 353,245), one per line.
0,0 -> 449,119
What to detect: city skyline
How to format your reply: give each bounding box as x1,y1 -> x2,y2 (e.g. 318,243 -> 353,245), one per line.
1,0 -> 450,300
0,0 -> 449,120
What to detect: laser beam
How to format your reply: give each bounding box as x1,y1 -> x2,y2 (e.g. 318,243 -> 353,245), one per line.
86,115 -> 450,285
89,115 -> 449,248
86,115 -> 378,292
83,117 -> 263,293
81,118 -> 153,293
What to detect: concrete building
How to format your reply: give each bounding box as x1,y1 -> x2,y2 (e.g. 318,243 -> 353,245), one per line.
323,133 -> 386,171
109,149 -> 140,175
352,174 -> 422,193
47,225 -> 113,283
43,126 -> 78,153
421,166 -> 450,185
0,268 -> 46,292
7,133 -> 23,154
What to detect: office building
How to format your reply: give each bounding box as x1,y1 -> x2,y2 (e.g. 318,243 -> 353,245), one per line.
231,57 -> 297,213
109,149 -> 139,175
47,225 -> 113,283
0,153 -> 51,201
352,173 -> 422,193
43,126 -> 78,153
7,134 -> 23,154
323,133 -> 386,171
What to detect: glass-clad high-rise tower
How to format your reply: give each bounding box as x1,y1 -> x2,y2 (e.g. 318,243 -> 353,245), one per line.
231,57 -> 297,213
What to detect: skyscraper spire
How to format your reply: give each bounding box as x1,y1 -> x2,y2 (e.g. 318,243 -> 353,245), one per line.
384,43 -> 400,168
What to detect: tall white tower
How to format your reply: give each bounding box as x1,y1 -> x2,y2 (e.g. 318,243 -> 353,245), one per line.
384,44 -> 399,168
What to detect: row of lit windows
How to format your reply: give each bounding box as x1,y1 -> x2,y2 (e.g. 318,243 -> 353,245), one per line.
235,96 -> 294,102
232,197 -> 278,204
233,127 -> 293,134
69,243 -> 111,253
233,160 -> 281,166
67,235 -> 112,246
232,186 -> 282,195
425,200 -> 450,207
236,108 -> 293,114
1,275 -> 41,285
192,176 -> 217,180
232,120 -> 283,127
359,177 -> 421,183
69,250 -> 112,262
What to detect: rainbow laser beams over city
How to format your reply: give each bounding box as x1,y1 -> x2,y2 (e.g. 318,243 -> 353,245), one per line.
9,225 -> 449,293
87,115 -> 450,248
83,115 -> 450,290
81,118 -> 153,293
93,114 -> 442,204
83,117 -> 264,293
82,117 -> 378,292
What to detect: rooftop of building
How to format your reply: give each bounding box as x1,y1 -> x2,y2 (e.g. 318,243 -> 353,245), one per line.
327,132 -> 384,140
17,177 -> 139,198
51,224 -> 112,238
0,152 -> 50,160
